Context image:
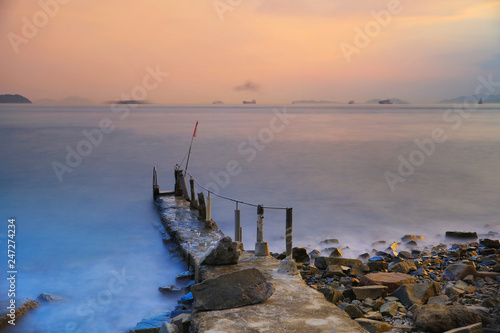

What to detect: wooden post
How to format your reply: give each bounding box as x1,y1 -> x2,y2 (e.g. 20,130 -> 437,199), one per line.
190,178 -> 198,209
153,167 -> 159,200
286,208 -> 293,259
254,205 -> 269,256
206,193 -> 212,222
174,167 -> 183,196
197,192 -> 206,220
179,171 -> 190,201
235,203 -> 241,242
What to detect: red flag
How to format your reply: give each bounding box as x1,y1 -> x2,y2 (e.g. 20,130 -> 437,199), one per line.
193,121 -> 198,137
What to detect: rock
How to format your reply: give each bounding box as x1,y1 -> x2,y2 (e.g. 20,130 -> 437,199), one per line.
320,238 -> 339,245
481,297 -> 498,308
398,251 -> 413,259
390,281 -> 441,308
292,247 -> 310,263
331,289 -> 344,304
159,285 -> 184,293
176,271 -> 195,281
463,275 -> 475,284
481,238 -> 500,248
372,241 -> 387,247
191,268 -> 274,311
387,242 -> 399,250
135,311 -> 172,333
443,264 -> 479,281
37,293 -> 67,302
414,304 -> 488,333
389,260 -> 417,274
380,301 -> 398,317
172,313 -> 191,333
340,303 -> 364,319
159,321 -> 179,333
308,249 -> 321,259
446,286 -> 466,297
427,295 -> 450,305
355,318 -> 393,333
329,248 -> 343,258
402,235 -> 425,242
365,311 -> 384,321
352,286 -> 389,300
0,299 -> 40,327
351,263 -> 370,276
177,292 -> 194,305
358,253 -> 371,261
323,265 -> 346,278
200,236 -> 240,265
317,286 -> 336,302
359,273 -> 415,293
443,323 -> 483,333
314,256 -> 363,270
446,231 -> 478,240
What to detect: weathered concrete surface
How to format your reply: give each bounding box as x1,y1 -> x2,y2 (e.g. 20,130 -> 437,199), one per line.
157,195 -> 364,333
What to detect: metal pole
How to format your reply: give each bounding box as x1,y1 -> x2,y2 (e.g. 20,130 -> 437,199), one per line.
235,202 -> 241,242
286,208 -> 293,259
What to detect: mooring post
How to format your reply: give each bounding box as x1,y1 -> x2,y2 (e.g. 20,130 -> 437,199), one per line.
197,192 -> 206,220
190,177 -> 198,209
153,166 -> 159,200
254,204 -> 270,256
206,192 -> 212,222
174,166 -> 182,196
179,171 -> 190,201
286,207 -> 293,259
234,202 -> 241,242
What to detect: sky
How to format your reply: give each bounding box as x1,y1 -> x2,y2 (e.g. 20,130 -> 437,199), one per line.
1,0 -> 499,104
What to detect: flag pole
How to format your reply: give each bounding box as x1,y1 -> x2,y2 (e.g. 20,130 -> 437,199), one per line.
185,121 -> 198,172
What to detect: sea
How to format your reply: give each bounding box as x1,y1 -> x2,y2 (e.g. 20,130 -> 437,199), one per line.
0,103 -> 499,332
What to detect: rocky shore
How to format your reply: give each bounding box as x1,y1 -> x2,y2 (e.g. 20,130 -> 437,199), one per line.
291,231 -> 500,333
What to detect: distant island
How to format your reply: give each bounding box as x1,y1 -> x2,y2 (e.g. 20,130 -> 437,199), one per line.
365,98 -> 410,104
114,100 -> 148,105
0,94 -> 32,103
438,94 -> 500,104
292,100 -> 340,104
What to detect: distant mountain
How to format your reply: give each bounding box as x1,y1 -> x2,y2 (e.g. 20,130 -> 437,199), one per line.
437,94 -> 500,104
292,100 -> 340,104
364,98 -> 410,104
0,94 -> 32,103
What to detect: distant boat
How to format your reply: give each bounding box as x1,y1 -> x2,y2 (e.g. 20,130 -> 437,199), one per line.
378,99 -> 392,104
212,100 -> 223,104
348,100 -> 355,104
243,99 -> 256,104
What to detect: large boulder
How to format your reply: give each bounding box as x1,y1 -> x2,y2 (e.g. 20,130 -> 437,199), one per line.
191,268 -> 274,311
292,247 -> 310,263
359,272 -> 415,293
445,231 -> 478,240
314,256 -> 363,270
200,236 -> 240,265
414,304 -> 488,333
390,281 -> 441,308
443,264 -> 478,281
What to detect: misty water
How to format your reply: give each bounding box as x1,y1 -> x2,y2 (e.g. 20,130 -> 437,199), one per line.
1,104 -> 499,332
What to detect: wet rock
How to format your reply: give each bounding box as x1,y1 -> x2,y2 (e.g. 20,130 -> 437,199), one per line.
37,293 -> 67,302
355,318 -> 393,333
320,238 -> 339,246
323,265 -> 346,278
446,231 -> 478,240
292,247 -> 310,263
352,286 -> 388,300
442,323 -> 483,333
390,281 -> 441,308
359,273 -> 415,293
314,256 -> 362,270
389,260 -> 417,274
398,251 -> 413,259
402,235 -> 425,242
135,311 -> 172,333
329,248 -> 343,258
380,301 -> 399,317
200,236 -> 240,265
191,268 -> 274,311
159,322 -> 179,333
176,271 -> 195,281
308,249 -> 321,260
481,238 -> 500,248
358,253 -> 371,261
159,285 -> 184,294
172,313 -> 191,333
443,264 -> 479,281
414,304 -> 488,333
340,303 -> 364,319
177,292 -> 194,306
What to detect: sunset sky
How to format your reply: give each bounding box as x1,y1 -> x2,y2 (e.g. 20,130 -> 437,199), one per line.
1,0 -> 499,104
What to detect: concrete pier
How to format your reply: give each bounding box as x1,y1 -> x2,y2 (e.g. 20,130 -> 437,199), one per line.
155,194 -> 364,333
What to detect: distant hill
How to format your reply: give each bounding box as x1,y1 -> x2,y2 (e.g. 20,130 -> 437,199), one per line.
292,100 -> 340,104
0,94 -> 32,103
364,98 -> 410,104
438,94 -> 500,104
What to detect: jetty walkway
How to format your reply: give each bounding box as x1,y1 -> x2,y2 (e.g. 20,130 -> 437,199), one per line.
154,166 -> 364,332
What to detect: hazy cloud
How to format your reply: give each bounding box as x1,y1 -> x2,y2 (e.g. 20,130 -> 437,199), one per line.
234,81 -> 260,92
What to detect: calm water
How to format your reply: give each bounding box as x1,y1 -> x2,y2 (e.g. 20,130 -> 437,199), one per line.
1,104 -> 499,331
